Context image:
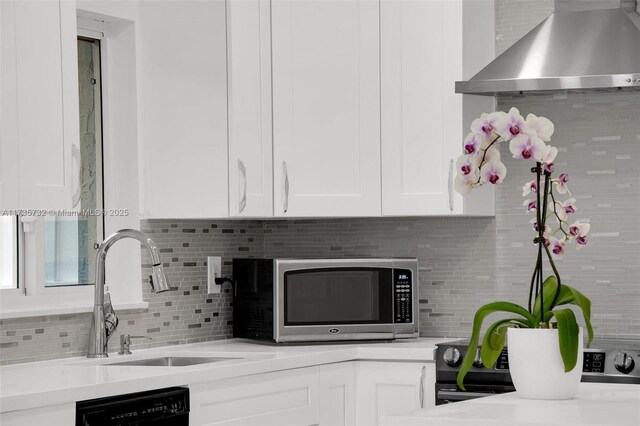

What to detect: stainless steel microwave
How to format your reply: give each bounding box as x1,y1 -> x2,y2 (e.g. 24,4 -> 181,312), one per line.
232,258 -> 419,343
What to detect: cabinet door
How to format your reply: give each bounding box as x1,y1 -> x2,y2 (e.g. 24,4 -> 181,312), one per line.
0,403 -> 75,426
0,0 -> 19,210
190,367 -> 320,425
139,0 -> 228,218
381,0 -> 495,216
12,0 -> 79,210
381,0 -> 461,216
355,361 -> 435,426
271,0 -> 381,217
227,0 -> 273,217
319,362 -> 357,426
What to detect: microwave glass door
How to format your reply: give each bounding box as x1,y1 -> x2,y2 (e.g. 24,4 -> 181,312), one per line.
284,268 -> 393,325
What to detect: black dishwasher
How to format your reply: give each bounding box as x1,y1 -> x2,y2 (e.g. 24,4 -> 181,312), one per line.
76,387 -> 189,426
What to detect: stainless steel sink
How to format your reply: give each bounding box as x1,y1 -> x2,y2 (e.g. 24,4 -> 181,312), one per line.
107,356 -> 239,367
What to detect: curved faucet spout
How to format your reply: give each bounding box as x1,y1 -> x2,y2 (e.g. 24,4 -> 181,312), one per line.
88,229 -> 170,358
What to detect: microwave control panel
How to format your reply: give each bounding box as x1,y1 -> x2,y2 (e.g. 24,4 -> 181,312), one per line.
394,269 -> 413,323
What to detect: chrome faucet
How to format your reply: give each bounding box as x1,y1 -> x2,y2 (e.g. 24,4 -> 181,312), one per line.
87,229 -> 170,358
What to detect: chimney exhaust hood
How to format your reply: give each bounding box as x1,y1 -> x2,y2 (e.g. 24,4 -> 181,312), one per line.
456,1 -> 640,95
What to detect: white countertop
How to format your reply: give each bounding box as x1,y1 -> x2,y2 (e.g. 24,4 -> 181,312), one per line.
381,383 -> 640,426
0,337 -> 448,413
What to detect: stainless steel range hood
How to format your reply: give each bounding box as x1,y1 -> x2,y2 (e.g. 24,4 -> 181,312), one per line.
456,1 -> 640,95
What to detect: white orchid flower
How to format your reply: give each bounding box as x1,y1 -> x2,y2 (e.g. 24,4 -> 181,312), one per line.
525,113 -> 555,142
551,198 -> 576,222
509,133 -> 547,161
523,199 -> 537,213
530,218 -> 551,234
497,107 -> 526,138
540,145 -> 558,173
471,112 -> 505,140
569,222 -> 590,249
561,198 -> 577,215
454,173 -> 476,195
463,132 -> 484,155
456,155 -> 477,179
484,146 -> 501,163
547,235 -> 566,259
569,221 -> 590,237
480,160 -> 507,185
554,173 -> 571,195
522,180 -> 538,197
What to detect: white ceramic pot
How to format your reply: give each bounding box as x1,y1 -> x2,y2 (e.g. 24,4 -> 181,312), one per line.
507,327 -> 583,400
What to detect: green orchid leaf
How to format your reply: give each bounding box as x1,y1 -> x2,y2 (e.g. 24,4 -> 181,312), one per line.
533,277 -> 593,348
550,308 -> 580,372
555,284 -> 593,348
532,275 -> 558,321
480,318 -> 524,369
457,302 -> 534,391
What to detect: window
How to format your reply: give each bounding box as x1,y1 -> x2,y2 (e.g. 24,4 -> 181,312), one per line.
0,216 -> 18,290
44,37 -> 105,288
1,13 -> 147,318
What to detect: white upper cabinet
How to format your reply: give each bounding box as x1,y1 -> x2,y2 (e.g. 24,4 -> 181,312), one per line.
0,0 -> 19,211
139,0 -> 228,219
381,0 -> 495,216
1,0 -> 80,210
271,0 -> 381,217
227,0 -> 273,218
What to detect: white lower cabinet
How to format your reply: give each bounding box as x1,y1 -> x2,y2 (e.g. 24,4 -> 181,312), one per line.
0,403 -> 75,426
189,366 -> 320,426
189,361 -> 434,425
355,361 -> 436,426
319,363 -> 357,426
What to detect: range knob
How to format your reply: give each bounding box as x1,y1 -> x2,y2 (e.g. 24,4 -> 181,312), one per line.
613,352 -> 635,374
443,348 -> 461,367
473,349 -> 484,368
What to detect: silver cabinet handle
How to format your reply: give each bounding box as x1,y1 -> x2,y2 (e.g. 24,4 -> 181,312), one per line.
72,145 -> 81,208
448,158 -> 454,212
238,159 -> 247,214
419,365 -> 426,409
282,161 -> 289,213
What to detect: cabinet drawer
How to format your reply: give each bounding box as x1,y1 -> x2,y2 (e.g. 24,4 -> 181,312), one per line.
190,367 -> 320,425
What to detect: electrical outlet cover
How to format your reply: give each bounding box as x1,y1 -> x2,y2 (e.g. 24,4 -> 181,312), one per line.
207,256 -> 222,294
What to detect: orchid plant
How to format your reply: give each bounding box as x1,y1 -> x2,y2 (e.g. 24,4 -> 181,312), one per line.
455,108 -> 594,391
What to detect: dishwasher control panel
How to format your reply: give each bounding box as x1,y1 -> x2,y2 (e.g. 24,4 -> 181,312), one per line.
76,386 -> 189,425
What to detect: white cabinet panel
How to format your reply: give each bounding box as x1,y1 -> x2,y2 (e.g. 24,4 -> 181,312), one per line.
190,367 -> 320,425
381,0 -> 495,216
11,0 -> 79,210
139,0 -> 228,218
0,0 -> 19,210
355,361 -> 435,426
381,0 -> 451,215
0,403 -> 75,426
227,0 -> 273,217
319,362 -> 357,426
271,0 -> 381,217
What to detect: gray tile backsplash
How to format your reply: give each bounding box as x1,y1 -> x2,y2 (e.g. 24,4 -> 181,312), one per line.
1,0 -> 638,365
0,221 -> 264,365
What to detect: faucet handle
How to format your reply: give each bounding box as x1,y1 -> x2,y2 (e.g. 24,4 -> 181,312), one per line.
118,334 -> 152,355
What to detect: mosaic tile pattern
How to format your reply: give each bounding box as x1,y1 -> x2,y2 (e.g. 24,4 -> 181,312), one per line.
494,0 -> 553,55
0,221 -> 264,365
